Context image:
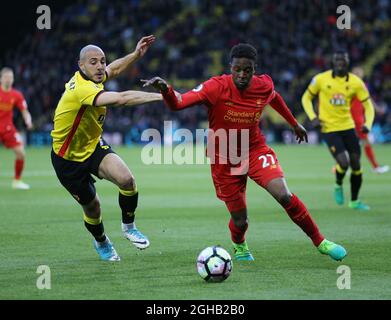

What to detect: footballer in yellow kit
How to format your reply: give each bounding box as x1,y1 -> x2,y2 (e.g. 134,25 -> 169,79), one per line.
51,36 -> 162,261
302,50 -> 374,211
51,69 -> 107,161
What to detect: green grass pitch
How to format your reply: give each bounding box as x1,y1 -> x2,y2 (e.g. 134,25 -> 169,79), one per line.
0,144 -> 390,300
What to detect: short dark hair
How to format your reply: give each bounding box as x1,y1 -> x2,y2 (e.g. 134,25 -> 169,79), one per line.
230,43 -> 257,62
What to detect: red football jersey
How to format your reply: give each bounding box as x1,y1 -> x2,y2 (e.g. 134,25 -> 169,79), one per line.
350,96 -> 365,126
162,74 -> 297,160
0,87 -> 27,131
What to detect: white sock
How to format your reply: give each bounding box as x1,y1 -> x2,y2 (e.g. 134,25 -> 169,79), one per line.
122,222 -> 136,232
96,236 -> 110,247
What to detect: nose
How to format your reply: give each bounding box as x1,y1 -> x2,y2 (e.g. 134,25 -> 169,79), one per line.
238,71 -> 246,78
97,62 -> 104,70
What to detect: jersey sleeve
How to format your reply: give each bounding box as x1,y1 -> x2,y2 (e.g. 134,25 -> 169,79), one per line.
162,77 -> 222,111
193,78 -> 222,106
76,83 -> 104,106
15,91 -> 28,111
269,92 -> 298,127
307,74 -> 321,96
354,77 -> 370,102
260,74 -> 276,104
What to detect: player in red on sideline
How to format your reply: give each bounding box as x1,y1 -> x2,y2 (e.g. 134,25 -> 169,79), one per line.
0,67 -> 33,190
142,43 -> 347,261
351,66 -> 389,174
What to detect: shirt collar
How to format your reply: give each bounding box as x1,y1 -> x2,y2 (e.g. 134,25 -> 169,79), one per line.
331,70 -> 349,81
78,68 -> 104,84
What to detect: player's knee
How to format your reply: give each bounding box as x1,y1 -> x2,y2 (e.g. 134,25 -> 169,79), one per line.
350,163 -> 361,171
350,156 -> 361,171
338,161 -> 349,171
14,148 -> 25,159
277,192 -> 292,207
117,175 -> 136,192
335,154 -> 349,170
84,198 -> 101,218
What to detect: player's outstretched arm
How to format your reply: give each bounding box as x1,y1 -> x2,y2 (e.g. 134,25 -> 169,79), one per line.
142,76 -> 203,111
269,91 -> 298,126
269,92 -> 308,144
21,109 -> 33,130
94,90 -> 162,107
106,35 -> 155,80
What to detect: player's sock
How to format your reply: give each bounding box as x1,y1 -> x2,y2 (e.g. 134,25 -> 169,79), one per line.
122,222 -> 135,230
364,144 -> 379,169
15,159 -> 24,180
83,213 -> 107,243
119,188 -> 149,249
119,188 -> 138,224
335,164 -> 346,185
283,194 -> 324,247
228,218 -> 248,244
350,169 -> 362,201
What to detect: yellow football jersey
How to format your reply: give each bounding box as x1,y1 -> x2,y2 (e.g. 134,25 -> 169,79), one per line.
303,70 -> 370,133
51,71 -> 107,161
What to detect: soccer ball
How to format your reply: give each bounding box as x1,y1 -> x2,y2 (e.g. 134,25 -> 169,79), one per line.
196,246 -> 233,282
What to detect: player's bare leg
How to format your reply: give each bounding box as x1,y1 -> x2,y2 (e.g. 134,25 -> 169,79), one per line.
228,207 -> 254,261
362,138 -> 389,174
11,144 -> 30,190
265,177 -> 347,261
98,153 -> 150,249
82,194 -> 120,261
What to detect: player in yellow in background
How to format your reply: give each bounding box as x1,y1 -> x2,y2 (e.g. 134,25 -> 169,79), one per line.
301,50 -> 374,211
51,35 -> 162,261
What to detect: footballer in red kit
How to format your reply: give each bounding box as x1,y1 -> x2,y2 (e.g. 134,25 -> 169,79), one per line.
350,66 -> 389,174
143,43 -> 347,261
0,67 -> 33,189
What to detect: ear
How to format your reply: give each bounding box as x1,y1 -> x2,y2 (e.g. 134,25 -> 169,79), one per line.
78,60 -> 84,71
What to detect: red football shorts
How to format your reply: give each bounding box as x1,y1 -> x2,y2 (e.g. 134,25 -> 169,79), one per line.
0,126 -> 23,148
210,147 -> 284,210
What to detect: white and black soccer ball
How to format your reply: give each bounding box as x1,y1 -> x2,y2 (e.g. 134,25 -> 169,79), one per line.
196,246 -> 233,282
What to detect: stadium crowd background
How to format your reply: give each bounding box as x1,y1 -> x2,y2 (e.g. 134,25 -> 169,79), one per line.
1,0 -> 391,145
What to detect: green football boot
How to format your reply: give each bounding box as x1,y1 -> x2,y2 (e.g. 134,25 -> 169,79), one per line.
232,241 -> 254,261
348,200 -> 370,211
317,239 -> 347,261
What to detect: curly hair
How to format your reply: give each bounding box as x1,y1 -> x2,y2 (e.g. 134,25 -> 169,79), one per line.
230,43 -> 257,62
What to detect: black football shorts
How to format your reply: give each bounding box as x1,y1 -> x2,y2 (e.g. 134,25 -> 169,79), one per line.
51,138 -> 115,205
322,129 -> 361,158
